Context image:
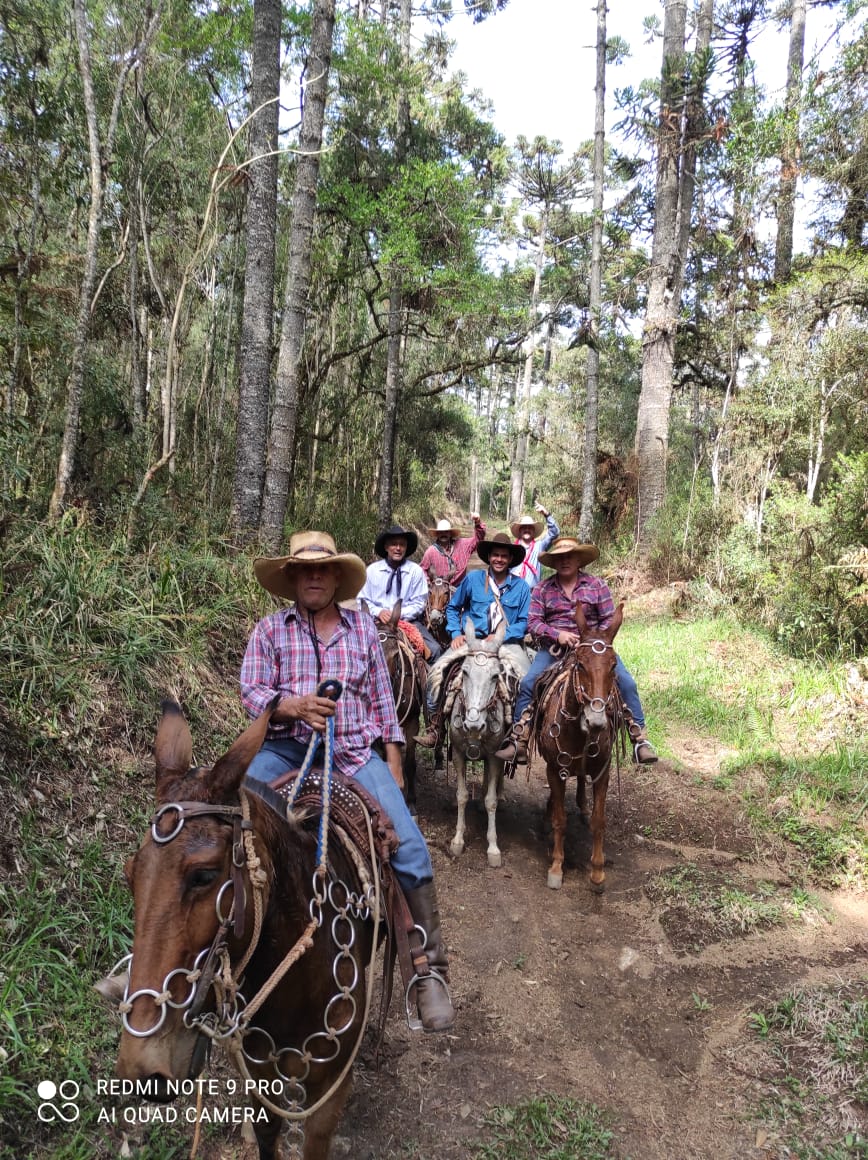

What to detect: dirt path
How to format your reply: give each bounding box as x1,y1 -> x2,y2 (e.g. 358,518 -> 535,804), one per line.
339,742 -> 868,1160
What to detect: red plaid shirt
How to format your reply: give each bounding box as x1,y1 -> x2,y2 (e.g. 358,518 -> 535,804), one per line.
419,520 -> 486,585
527,572 -> 616,646
240,605 -> 403,776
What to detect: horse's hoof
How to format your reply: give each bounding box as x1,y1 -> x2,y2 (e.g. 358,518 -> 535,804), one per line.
547,871 -> 563,890
487,851 -> 502,868
449,840 -> 464,858
590,878 -> 605,895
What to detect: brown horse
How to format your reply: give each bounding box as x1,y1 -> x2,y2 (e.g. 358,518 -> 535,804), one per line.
110,701 -> 377,1159
369,600 -> 425,814
424,569 -> 452,653
534,603 -> 624,893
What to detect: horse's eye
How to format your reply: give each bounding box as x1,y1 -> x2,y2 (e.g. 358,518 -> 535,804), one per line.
186,868 -> 220,891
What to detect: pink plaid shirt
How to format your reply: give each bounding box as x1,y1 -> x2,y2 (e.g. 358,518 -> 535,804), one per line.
419,520 -> 486,585
240,605 -> 403,776
527,572 -> 616,646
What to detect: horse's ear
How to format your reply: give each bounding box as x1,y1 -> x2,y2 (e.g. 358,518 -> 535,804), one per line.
464,616 -> 477,647
486,619 -> 506,650
390,599 -> 402,625
605,603 -> 624,641
154,701 -> 193,786
360,598 -> 370,616
208,695 -> 280,800
573,602 -> 589,636
427,565 -> 435,581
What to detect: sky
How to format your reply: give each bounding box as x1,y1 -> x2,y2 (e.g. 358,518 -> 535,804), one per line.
442,0 -> 829,156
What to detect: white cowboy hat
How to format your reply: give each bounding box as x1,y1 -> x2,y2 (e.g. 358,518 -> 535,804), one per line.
538,535 -> 599,569
510,514 -> 544,539
426,518 -> 466,537
254,531 -> 368,603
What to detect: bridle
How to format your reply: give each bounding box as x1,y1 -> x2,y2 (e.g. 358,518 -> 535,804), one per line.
453,650 -> 507,760
544,637 -> 618,778
425,577 -> 451,633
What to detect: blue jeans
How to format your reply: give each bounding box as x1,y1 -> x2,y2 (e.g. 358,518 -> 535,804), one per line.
514,648 -> 645,728
246,737 -> 433,890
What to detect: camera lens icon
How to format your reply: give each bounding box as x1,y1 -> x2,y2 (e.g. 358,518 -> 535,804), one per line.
37,1079 -> 80,1123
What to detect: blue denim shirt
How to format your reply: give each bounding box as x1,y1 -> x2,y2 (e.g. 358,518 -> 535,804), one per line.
445,570 -> 531,644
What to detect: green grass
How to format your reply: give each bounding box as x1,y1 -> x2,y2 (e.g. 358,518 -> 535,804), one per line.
618,611 -> 868,886
472,1095 -> 616,1160
747,982 -> 868,1158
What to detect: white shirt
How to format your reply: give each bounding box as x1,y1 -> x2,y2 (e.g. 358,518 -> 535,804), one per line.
358,558 -> 428,620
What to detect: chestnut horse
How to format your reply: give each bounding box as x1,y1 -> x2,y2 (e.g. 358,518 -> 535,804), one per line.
533,603 -> 624,893
110,701 -> 378,1159
424,570 -> 452,653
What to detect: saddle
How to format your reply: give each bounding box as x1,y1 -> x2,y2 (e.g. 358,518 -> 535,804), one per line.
267,765 -> 432,1040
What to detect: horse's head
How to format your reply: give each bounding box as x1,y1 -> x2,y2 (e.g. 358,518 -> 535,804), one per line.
425,572 -> 451,629
571,603 -> 623,734
454,619 -> 506,753
115,700 -> 277,1094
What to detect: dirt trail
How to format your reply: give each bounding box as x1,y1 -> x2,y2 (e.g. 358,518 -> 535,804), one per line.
339,743 -> 868,1160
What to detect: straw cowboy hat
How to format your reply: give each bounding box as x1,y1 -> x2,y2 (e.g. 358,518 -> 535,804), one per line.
538,535 -> 599,569
426,518 -> 466,538
374,524 -> 419,558
254,531 -> 367,603
510,513 -> 544,539
477,531 -> 526,569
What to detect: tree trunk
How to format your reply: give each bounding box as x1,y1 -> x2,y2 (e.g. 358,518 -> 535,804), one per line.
508,205 -> 548,521
578,0 -> 607,542
232,0 -> 282,536
634,0 -> 713,551
774,0 -> 806,284
374,0 -> 412,529
49,1 -> 162,521
260,0 -> 337,550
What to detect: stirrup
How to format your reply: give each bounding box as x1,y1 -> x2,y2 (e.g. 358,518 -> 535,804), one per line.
632,738 -> 658,764
405,969 -> 453,1033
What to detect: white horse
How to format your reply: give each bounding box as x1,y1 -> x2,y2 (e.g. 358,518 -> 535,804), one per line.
445,619 -> 515,868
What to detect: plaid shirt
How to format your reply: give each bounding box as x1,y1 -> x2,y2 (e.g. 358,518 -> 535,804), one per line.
419,520 -> 486,585
527,572 -> 615,645
240,605 -> 403,776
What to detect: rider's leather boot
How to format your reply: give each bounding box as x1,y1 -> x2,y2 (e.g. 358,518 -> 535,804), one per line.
404,882 -> 455,1032
624,712 -> 658,763
415,710 -> 442,749
494,706 -> 533,764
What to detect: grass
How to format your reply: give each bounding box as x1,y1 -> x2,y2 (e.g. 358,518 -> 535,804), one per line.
471,1095 -> 616,1160
747,982 -> 868,1157
618,611 -> 868,887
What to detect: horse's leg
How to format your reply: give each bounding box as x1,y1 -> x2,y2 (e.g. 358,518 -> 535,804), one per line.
546,765 -> 567,889
576,771 -> 591,826
484,757 -> 504,868
251,1103 -> 282,1160
588,764 -> 610,893
300,1073 -> 354,1160
450,747 -> 468,857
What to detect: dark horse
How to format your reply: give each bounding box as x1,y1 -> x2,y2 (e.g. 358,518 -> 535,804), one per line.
110,701 -> 378,1159
533,603 -> 624,893
362,599 -> 425,813
424,569 -> 452,654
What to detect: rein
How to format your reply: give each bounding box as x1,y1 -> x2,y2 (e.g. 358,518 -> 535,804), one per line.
541,638 -> 618,781
379,627 -> 419,726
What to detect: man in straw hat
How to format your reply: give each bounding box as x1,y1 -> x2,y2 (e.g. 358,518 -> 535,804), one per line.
417,532 -> 532,748
358,524 -> 442,660
510,501 -> 560,590
419,513 -> 486,586
494,535 -> 658,765
240,531 -> 455,1032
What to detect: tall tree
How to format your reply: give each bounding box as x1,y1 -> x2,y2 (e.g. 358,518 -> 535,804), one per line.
634,0 -> 714,549
260,0 -> 338,550
578,0 -> 608,540
774,0 -> 807,282
49,0 -> 163,520
232,0 -> 282,536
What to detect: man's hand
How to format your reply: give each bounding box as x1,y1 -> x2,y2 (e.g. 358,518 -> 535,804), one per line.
557,630 -> 581,648
471,511 -> 481,522
535,502 -> 549,517
376,609 -> 391,624
385,743 -> 404,790
451,634 -> 466,650
280,694 -> 337,733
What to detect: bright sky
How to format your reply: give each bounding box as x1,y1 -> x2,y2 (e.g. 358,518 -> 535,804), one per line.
443,0 -> 828,155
